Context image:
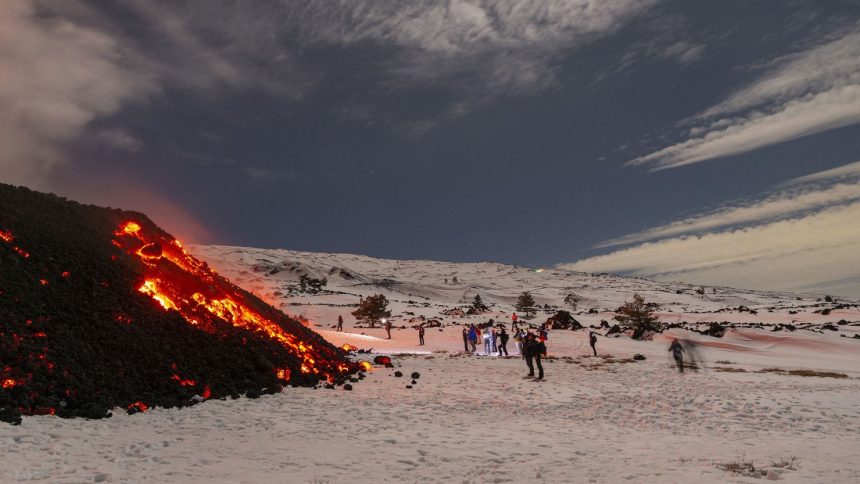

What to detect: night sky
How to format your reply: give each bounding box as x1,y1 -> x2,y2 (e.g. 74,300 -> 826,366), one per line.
3,0 -> 859,297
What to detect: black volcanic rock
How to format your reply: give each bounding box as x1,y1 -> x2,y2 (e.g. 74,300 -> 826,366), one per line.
0,184 -> 357,424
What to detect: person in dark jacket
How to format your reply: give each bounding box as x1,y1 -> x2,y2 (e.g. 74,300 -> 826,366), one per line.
523,333 -> 545,379
418,325 -> 425,345
462,327 -> 469,352
336,315 -> 343,332
588,331 -> 598,356
669,339 -> 685,372
498,327 -> 509,356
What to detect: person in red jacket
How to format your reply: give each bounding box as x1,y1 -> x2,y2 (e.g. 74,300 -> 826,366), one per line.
511,312 -> 518,331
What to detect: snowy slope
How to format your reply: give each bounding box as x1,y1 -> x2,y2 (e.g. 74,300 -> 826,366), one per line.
3,245 -> 859,483
191,245 -> 858,333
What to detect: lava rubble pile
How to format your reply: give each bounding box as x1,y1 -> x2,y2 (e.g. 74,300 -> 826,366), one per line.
0,184 -> 359,425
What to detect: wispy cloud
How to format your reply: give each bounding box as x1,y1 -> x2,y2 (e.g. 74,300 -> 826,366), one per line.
600,162 -> 860,247
566,161 -> 860,298
286,0 -> 659,126
628,23 -> 860,170
0,0 -> 155,188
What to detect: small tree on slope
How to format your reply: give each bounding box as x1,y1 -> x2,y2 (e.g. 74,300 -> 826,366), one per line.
351,294 -> 392,328
613,293 -> 661,340
472,294 -> 489,312
515,291 -> 536,318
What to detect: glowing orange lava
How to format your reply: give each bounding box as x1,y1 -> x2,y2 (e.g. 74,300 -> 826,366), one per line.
0,228 -> 30,258
112,220 -> 354,383
2,378 -> 19,389
128,401 -> 148,412
171,374 -> 197,387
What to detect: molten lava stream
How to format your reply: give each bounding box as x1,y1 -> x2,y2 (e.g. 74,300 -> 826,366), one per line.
112,221 -> 353,383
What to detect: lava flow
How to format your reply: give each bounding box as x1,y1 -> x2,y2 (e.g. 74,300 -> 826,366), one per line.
112,221 -> 354,383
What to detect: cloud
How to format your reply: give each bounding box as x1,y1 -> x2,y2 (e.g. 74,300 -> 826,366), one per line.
780,159 -> 860,187
564,203 -> 860,298
0,0 -> 156,188
286,0 -> 659,123
628,23 -> 860,170
600,164 -> 860,247
566,162 -> 860,298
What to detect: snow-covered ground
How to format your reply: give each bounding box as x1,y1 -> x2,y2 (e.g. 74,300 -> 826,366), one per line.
2,246 -> 859,483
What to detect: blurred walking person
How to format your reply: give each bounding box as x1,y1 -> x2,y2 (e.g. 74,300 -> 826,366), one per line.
669,339 -> 685,372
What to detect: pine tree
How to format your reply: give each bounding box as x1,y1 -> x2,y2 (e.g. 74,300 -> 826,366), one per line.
515,291 -> 536,317
472,294 -> 488,312
613,293 -> 661,340
351,294 -> 392,328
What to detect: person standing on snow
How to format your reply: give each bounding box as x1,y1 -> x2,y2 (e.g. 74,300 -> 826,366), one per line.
468,324 -> 478,353
669,339 -> 685,372
336,315 -> 343,332
462,326 -> 470,353
498,327 -> 510,356
418,325 -> 425,346
523,333 -> 545,379
513,329 -> 524,357
491,328 -> 498,353
482,326 -> 492,355
588,331 -> 598,356
511,312 -> 518,331
384,319 -> 392,339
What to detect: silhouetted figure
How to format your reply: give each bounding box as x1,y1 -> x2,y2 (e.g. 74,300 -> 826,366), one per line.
681,339 -> 702,372
336,315 -> 343,332
589,331 -> 598,356
384,320 -> 392,339
498,328 -> 509,356
462,327 -> 469,352
523,333 -> 545,379
418,325 -> 425,346
491,328 -> 498,353
669,339 -> 685,372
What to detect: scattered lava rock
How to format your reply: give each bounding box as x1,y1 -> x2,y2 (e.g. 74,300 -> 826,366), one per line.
0,184 -> 358,425
343,384 -> 353,391
633,354 -> 646,361
394,371 -> 403,377
411,372 -> 420,379
405,385 -> 412,389
373,355 -> 392,366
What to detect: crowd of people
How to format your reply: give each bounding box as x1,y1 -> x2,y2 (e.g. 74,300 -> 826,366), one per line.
452,314 -> 554,379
